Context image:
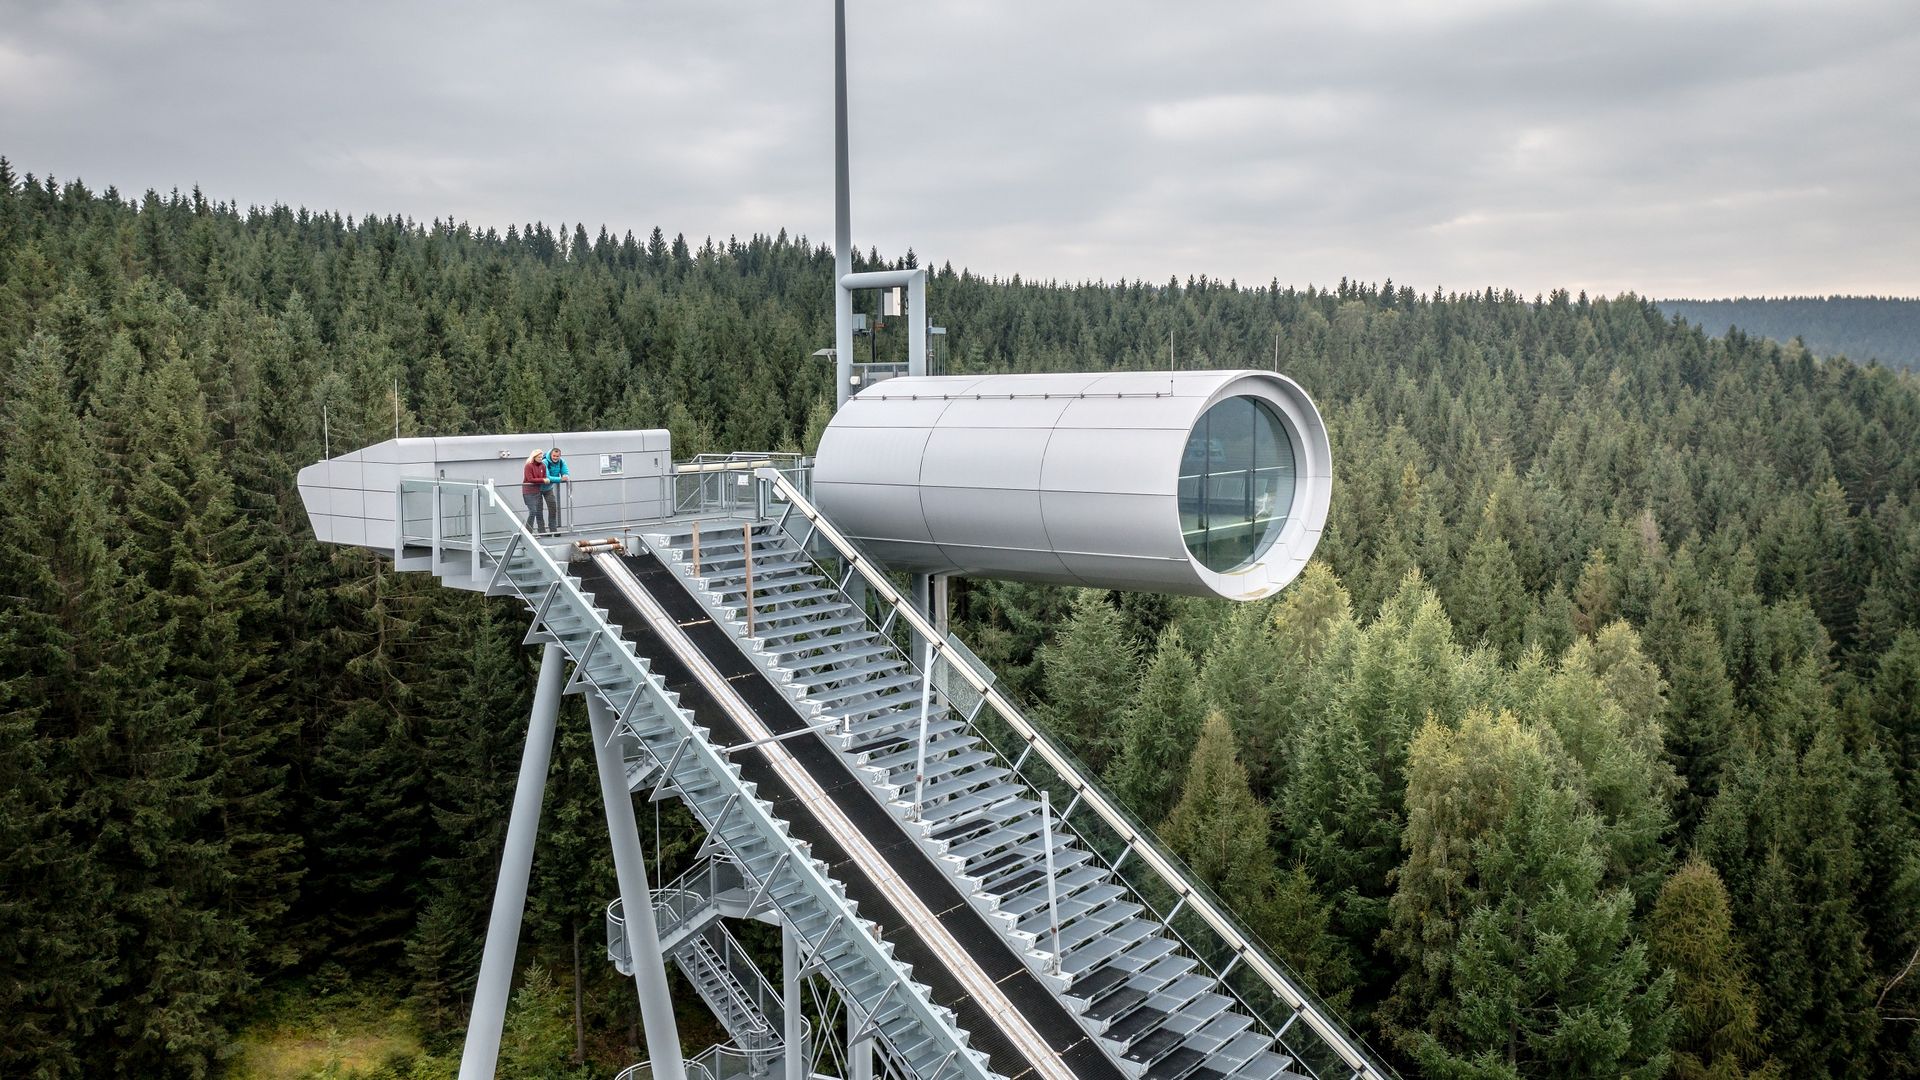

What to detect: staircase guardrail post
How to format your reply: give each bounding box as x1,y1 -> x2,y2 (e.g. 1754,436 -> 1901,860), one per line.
471,481 -> 484,581
912,637 -> 932,822
1041,791 -> 1062,976
693,520 -> 702,577
742,522 -> 755,637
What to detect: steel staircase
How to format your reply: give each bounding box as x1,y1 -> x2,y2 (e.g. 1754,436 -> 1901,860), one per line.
608,857 -> 786,1059
396,480 -> 996,1080
631,472 -> 1392,1080
391,476 -> 1393,1080
641,524 -> 1300,1080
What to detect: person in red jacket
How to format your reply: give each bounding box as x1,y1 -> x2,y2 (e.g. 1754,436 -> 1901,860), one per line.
520,449 -> 548,532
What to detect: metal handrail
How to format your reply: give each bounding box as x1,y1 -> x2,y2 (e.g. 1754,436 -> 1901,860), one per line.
754,468 -> 1394,1080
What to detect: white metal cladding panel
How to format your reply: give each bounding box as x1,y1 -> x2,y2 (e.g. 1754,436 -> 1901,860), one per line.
854,373 -> 988,399
957,372 -> 1105,397
1057,552 -> 1209,595
919,427 -> 1052,489
846,536 -> 955,573
931,542 -> 1084,583
830,394 -> 957,429
1048,393 -> 1201,429
919,486 -> 1054,554
1094,369 -> 1239,397
810,481 -> 938,544
1037,427 -> 1187,497
812,426 -> 933,486
1040,490 -> 1179,560
931,395 -> 1075,429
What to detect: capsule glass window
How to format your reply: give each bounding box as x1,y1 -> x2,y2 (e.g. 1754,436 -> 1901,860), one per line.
1178,397 -> 1297,572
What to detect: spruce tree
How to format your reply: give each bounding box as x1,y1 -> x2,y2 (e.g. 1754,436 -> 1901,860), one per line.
1161,714 -> 1352,1002
1648,860 -> 1779,1079
1198,599 -> 1287,794
1161,713 -> 1273,899
1037,590 -> 1138,772
1666,619 -> 1739,841
1700,702 -> 1878,1077
0,334 -> 117,1075
1108,625 -> 1206,824
1387,710 -> 1673,1078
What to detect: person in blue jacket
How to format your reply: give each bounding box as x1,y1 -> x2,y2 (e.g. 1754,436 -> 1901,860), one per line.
543,446 -> 570,530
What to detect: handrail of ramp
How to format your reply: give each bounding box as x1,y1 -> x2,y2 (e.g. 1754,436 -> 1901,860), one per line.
755,468 -> 1396,1080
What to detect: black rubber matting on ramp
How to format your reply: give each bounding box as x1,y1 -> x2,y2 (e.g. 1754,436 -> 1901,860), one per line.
576,553 -> 1125,1080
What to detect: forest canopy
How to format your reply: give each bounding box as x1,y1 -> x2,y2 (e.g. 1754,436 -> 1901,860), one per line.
2,159 -> 1917,1078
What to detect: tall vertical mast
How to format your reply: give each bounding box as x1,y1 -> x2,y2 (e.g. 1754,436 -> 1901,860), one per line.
833,0 -> 855,408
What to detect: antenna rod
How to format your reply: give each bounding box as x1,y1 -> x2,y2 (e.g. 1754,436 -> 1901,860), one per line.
833,0 -> 855,409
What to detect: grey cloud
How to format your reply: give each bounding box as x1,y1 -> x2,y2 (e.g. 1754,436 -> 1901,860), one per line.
1,0 -> 1915,296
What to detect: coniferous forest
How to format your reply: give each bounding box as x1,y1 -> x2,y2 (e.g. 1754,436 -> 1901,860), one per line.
3,162 -> 1918,1079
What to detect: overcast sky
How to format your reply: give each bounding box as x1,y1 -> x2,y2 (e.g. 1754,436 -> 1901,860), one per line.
4,0 -> 1917,298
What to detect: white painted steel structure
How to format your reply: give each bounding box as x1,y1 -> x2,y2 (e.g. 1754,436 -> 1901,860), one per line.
811,370 -> 1332,600
297,430 -> 672,551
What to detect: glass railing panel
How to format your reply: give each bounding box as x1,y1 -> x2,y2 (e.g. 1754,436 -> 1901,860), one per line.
441,486 -> 474,546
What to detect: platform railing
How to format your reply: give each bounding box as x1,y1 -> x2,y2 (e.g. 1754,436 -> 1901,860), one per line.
754,468 -> 1396,1080
673,453 -> 812,518
607,855 -> 750,969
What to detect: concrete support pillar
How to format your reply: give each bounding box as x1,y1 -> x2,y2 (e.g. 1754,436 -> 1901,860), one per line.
784,924 -> 804,1080
459,643 -> 565,1080
587,693 -> 687,1080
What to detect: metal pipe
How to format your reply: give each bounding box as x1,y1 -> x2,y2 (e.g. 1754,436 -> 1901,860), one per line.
743,522 -> 755,636
848,998 -> 872,1080
587,693 -> 687,1080
913,636 -> 933,821
784,925 -> 804,1080
833,0 -> 853,408
1041,791 -> 1062,975
459,642 -> 565,1080
693,520 -> 701,577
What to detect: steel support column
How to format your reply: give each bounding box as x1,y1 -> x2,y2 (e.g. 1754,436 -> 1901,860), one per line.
832,0 -> 854,408
849,999 -> 873,1080
459,642 -> 564,1080
784,924 -> 804,1080
587,694 -> 687,1080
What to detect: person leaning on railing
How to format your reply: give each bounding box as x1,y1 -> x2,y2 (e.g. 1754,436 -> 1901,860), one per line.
544,447 -> 570,531
521,449 -> 549,532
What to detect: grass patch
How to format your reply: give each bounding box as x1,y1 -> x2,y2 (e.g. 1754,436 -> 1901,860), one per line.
226,990 -> 442,1079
